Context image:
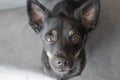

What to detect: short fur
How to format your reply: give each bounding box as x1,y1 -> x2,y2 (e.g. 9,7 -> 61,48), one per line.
26,0 -> 100,80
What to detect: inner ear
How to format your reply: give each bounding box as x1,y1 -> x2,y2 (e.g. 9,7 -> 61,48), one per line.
31,3 -> 46,26
27,0 -> 51,33
81,6 -> 96,29
82,7 -> 96,21
74,0 -> 100,33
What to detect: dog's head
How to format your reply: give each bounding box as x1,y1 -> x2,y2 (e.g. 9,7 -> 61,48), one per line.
27,0 -> 100,75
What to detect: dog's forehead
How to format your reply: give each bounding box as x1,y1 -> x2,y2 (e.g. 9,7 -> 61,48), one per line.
43,17 -> 81,35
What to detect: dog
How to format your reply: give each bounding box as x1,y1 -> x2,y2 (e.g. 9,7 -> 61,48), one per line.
27,0 -> 100,80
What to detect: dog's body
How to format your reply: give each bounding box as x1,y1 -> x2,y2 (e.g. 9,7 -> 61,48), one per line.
27,0 -> 100,80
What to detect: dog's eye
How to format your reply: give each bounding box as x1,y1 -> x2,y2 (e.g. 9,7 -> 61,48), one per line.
45,35 -> 56,44
71,35 -> 81,44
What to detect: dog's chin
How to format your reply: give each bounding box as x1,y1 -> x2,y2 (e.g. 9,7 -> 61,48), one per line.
53,68 -> 70,75
51,63 -> 80,76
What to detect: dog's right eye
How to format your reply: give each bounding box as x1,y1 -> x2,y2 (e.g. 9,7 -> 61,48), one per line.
71,34 -> 81,44
45,35 -> 56,44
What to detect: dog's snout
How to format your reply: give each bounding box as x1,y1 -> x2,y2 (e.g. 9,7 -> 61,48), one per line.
55,58 -> 69,67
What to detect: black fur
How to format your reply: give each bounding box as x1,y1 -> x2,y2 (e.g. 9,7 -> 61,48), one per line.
27,0 -> 100,80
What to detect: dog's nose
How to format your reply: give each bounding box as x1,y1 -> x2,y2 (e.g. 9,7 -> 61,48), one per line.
55,58 -> 69,67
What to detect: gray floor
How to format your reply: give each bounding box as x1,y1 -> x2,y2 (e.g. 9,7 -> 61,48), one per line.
0,0 -> 120,80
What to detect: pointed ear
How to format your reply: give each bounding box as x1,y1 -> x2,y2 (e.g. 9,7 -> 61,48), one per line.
74,0 -> 100,34
27,0 -> 51,33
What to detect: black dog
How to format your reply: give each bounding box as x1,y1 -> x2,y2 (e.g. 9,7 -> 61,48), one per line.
27,0 -> 100,80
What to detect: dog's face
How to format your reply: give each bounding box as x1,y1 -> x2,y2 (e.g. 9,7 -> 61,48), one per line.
40,17 -> 84,74
27,0 -> 100,75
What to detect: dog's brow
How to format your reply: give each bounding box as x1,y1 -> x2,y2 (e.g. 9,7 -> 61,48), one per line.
51,29 -> 58,35
68,30 -> 74,36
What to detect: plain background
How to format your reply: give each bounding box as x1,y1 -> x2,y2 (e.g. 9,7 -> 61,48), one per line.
0,0 -> 120,80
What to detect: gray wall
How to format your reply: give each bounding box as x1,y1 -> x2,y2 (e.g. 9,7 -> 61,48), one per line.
0,0 -> 26,10
0,0 -> 60,10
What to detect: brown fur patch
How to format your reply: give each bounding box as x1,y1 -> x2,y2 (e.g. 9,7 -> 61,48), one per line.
68,30 -> 74,36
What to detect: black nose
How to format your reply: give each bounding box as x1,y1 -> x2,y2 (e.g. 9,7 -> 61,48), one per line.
55,58 -> 69,67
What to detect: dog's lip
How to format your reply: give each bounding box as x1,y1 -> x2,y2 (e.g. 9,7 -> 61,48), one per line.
56,69 -> 70,73
58,69 -> 66,72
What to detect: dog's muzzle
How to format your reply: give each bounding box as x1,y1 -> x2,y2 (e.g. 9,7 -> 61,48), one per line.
52,55 -> 73,73
46,52 -> 73,73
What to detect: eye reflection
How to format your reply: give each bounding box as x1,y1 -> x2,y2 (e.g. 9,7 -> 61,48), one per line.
45,35 -> 56,44
71,35 -> 81,44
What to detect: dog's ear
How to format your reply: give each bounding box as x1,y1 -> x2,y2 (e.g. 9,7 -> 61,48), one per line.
27,0 -> 51,33
74,0 -> 100,34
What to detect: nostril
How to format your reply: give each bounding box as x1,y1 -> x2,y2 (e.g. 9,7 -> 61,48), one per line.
57,60 -> 63,66
56,59 -> 69,67
64,61 -> 69,66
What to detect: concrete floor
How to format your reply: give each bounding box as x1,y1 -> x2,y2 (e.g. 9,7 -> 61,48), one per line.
0,0 -> 120,80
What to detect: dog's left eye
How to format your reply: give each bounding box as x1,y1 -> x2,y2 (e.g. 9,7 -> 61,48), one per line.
71,35 -> 81,44
45,35 -> 56,44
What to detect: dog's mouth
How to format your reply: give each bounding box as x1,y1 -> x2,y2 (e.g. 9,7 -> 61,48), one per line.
52,66 -> 74,75
48,57 -> 72,74
49,58 -> 80,75
46,51 -> 82,74
57,69 -> 69,73
51,61 -> 81,75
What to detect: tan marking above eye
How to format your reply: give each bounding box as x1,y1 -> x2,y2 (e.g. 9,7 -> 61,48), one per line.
69,30 -> 74,36
51,30 -> 58,35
